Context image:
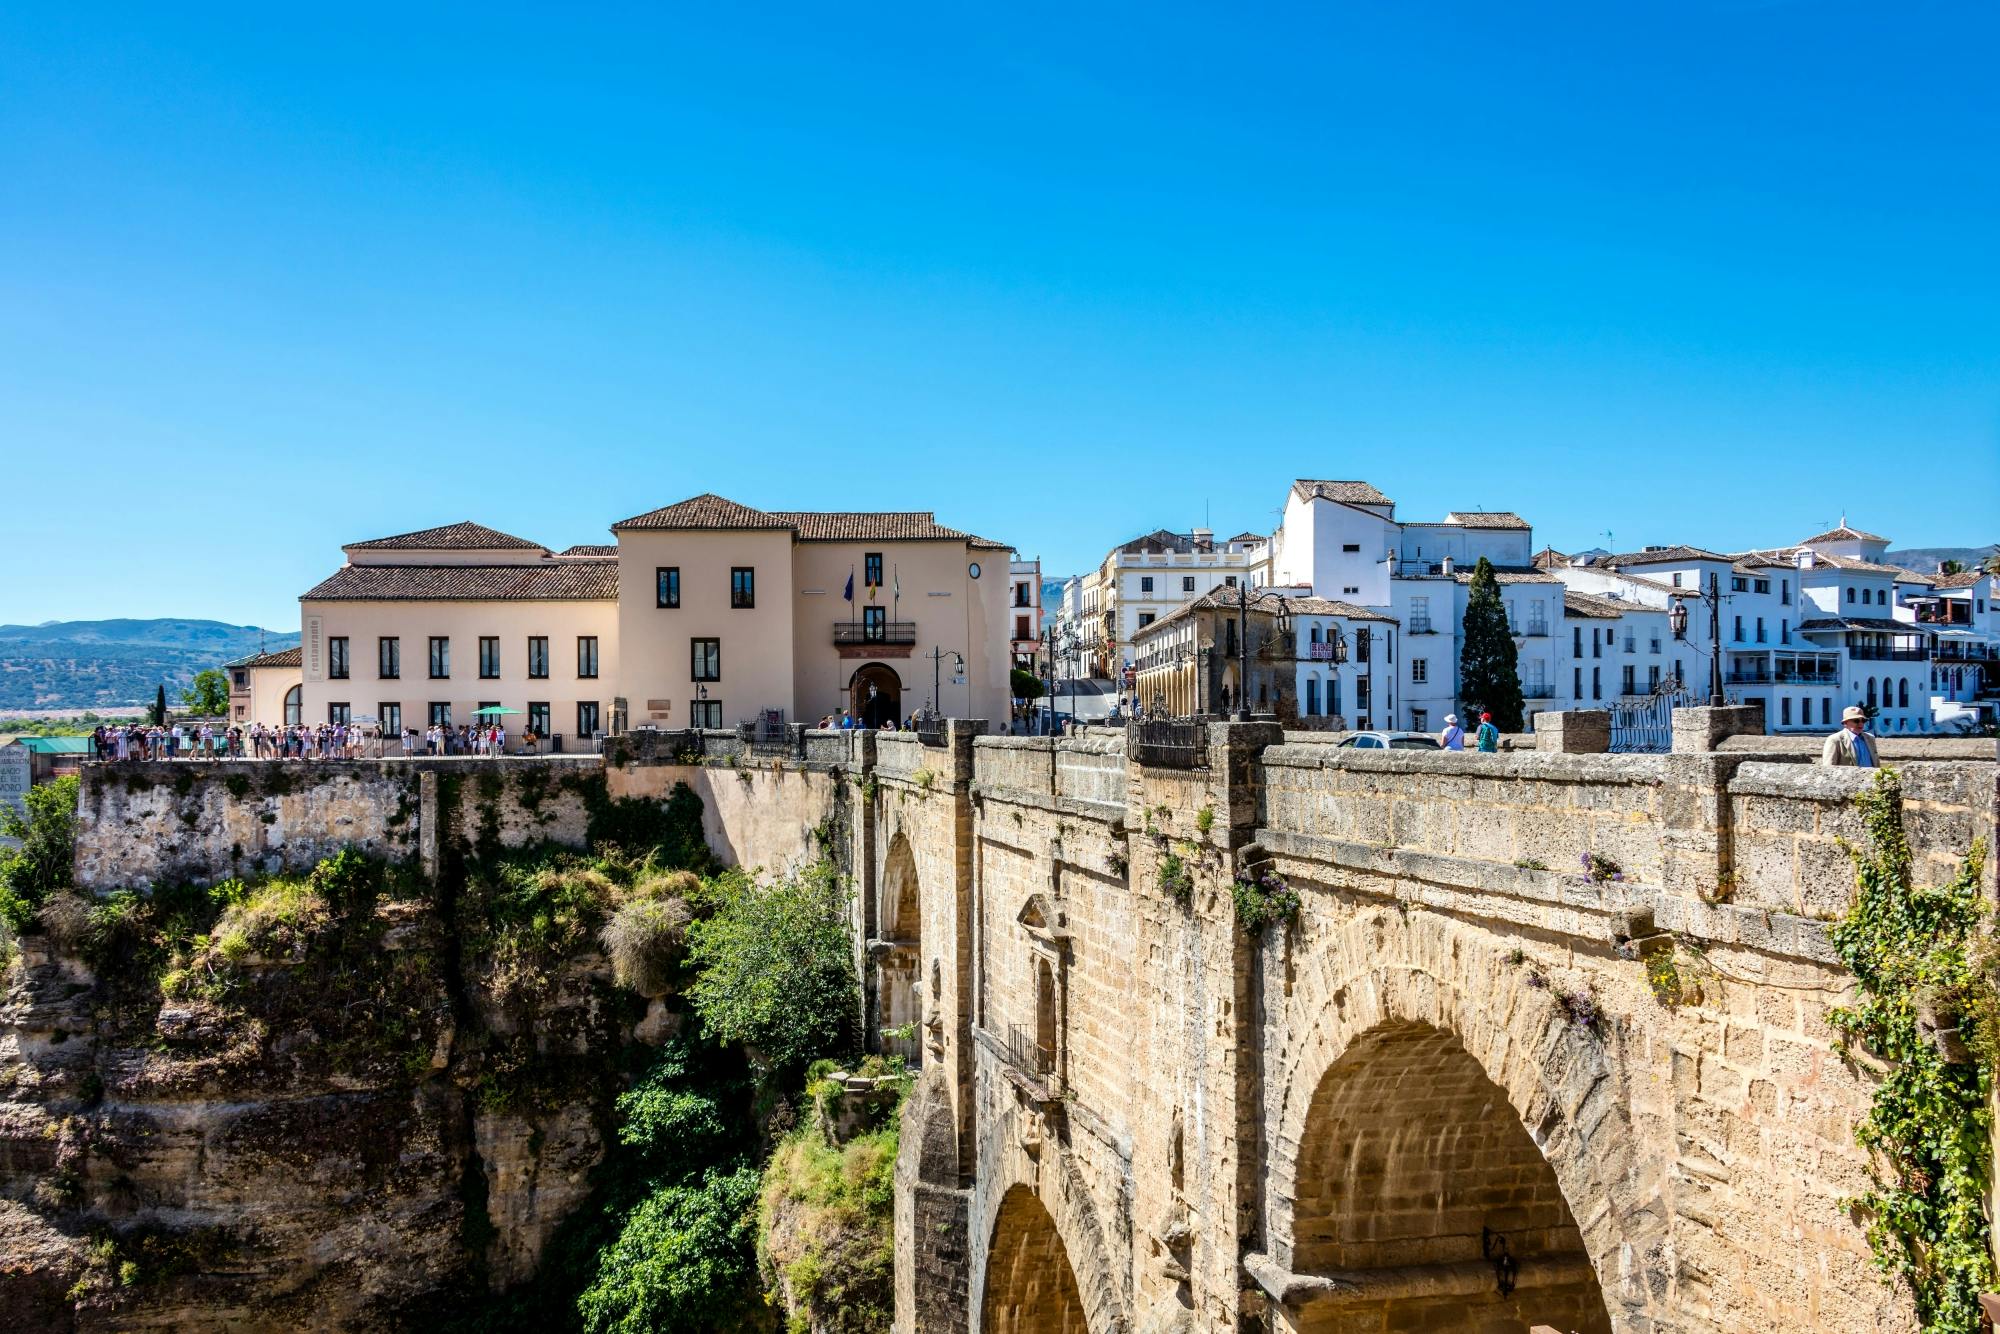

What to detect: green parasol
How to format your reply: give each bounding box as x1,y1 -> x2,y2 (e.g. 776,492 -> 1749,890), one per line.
470,706 -> 522,716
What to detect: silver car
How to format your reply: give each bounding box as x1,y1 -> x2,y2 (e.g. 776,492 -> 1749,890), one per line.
1334,731 -> 1442,751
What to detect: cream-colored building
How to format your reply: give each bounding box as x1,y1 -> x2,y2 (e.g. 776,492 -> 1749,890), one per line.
610,495 -> 1013,730
295,500 -> 1013,745
225,647 -> 304,726
300,522 -> 620,746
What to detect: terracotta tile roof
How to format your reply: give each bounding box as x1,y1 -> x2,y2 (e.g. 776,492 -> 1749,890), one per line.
226,646 -> 303,669
1933,571 -> 1988,589
612,493 -> 791,531
1531,547 -> 1569,569
302,561 -> 619,602
1291,479 -> 1393,507
1133,587 -> 1394,638
557,543 -> 618,557
1599,545 -> 1733,567
610,494 -> 1008,547
1227,531 -> 1266,543
1799,524 -> 1888,545
1886,566 -> 1936,585
345,521 -> 546,552
1802,551 -> 1903,575
1114,529 -> 1214,556
1563,591 -> 1632,620
770,511 -> 1004,546
1443,511 -> 1530,530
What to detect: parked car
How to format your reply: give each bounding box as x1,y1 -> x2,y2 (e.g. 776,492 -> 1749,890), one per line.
1334,731 -> 1442,750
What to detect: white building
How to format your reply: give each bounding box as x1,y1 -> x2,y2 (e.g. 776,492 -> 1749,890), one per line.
1008,556 -> 1041,671
1084,527 -> 1269,687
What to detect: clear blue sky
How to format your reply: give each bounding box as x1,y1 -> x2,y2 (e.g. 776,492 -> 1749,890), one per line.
2,3 -> 1994,628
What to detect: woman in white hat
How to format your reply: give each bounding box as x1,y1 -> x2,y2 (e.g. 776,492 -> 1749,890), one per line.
1438,713 -> 1465,751
1820,705 -> 1880,768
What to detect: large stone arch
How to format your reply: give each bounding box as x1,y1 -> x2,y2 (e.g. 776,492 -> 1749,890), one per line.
878,830 -> 923,1065
1266,910 -> 1664,1332
971,1122 -> 1128,1334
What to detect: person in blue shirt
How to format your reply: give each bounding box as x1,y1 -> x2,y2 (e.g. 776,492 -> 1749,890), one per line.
1821,706 -> 1880,768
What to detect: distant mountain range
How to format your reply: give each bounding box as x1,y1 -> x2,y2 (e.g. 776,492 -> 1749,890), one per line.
0,619 -> 300,710
1883,545 -> 1997,575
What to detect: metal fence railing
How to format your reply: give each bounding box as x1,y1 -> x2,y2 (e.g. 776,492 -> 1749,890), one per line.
1130,718 -> 1208,769
914,716 -> 948,748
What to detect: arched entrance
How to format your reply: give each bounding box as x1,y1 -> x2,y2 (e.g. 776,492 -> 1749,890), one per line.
1290,1020 -> 1612,1333
849,662 -> 903,728
983,1184 -> 1089,1333
878,832 -> 922,1066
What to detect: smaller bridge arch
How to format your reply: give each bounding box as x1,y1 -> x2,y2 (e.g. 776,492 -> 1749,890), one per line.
878,830 -> 923,1065
983,1184 -> 1089,1333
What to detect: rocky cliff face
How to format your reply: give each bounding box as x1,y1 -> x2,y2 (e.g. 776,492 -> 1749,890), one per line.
0,856 -> 652,1332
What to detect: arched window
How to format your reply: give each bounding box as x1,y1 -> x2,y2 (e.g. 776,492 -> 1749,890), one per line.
1898,679 -> 1909,708
282,684 -> 302,726
1866,679 -> 1877,708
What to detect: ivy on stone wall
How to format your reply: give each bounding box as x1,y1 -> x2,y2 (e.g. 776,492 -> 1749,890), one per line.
1828,769 -> 1995,1333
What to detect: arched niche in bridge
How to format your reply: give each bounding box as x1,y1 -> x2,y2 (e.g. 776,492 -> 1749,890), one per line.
878,830 -> 923,1066
982,1184 -> 1090,1334
1289,1020 -> 1613,1334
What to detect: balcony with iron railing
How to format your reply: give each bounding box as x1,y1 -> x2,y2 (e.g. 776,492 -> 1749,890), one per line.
1847,645 -> 1929,662
832,621 -> 918,646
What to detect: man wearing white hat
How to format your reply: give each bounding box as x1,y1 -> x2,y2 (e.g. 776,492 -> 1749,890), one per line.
1820,705 -> 1880,768
1437,713 -> 1465,751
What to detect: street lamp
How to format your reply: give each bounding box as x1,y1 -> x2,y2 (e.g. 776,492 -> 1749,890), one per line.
1235,579 -> 1252,722
1669,576 -> 1727,706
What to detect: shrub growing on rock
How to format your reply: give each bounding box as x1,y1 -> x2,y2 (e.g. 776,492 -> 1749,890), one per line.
602,897 -> 695,997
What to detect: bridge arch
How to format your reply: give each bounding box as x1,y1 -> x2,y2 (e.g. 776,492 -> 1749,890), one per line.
1267,910 -> 1662,1331
879,830 -> 923,1065
971,1130 -> 1128,1334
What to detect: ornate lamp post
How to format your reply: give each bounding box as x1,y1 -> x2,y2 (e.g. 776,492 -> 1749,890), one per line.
1669,576 -> 1727,706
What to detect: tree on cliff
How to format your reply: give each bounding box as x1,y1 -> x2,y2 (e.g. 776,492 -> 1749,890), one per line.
0,774 -> 79,932
1458,557 -> 1525,732
151,684 -> 168,727
180,668 -> 230,718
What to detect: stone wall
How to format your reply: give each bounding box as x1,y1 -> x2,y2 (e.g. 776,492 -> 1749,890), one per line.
882,725 -> 1996,1334
72,758 -> 601,893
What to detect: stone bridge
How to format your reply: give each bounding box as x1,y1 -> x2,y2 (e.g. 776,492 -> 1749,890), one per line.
824,719 -> 1997,1334
61,720 -> 1998,1332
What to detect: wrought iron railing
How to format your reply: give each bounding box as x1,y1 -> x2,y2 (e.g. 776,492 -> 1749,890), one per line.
1131,718 -> 1208,769
1847,646 -> 1927,661
832,621 -> 918,646
914,716 -> 948,748
1003,1023 -> 1056,1077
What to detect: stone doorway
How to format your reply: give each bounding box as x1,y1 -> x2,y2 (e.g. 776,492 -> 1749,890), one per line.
1288,1020 -> 1612,1333
850,662 -> 903,729
982,1184 -> 1088,1333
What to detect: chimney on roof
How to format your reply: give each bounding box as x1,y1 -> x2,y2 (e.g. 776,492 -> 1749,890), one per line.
1441,555 -> 1455,576
1192,528 -> 1213,549
1795,549 -> 1814,570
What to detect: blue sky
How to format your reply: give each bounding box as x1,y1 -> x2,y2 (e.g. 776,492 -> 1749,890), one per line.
2,3 -> 1994,627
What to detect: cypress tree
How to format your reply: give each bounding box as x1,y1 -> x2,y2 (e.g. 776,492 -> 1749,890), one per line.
152,684 -> 168,727
1458,556 -> 1525,732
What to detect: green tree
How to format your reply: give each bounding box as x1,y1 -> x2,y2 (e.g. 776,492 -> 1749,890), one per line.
1458,556 -> 1525,732
180,668 -> 230,717
685,861 -> 859,1079
1010,667 -> 1045,701
0,774 -> 80,931
1939,559 -> 1967,576
151,684 -> 168,727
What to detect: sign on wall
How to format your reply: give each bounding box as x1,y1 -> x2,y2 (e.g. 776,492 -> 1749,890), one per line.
303,615 -> 325,682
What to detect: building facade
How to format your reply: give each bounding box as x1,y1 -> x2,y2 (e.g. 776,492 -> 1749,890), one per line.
225,647 -> 304,726
1085,528 -> 1269,683
1129,588 -> 1392,726
1006,557 -> 1041,672
296,499 -> 1013,745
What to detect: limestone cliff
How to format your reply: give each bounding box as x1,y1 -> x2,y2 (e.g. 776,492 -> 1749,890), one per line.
0,854 -> 655,1333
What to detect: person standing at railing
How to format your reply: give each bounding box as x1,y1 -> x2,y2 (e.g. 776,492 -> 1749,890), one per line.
1820,706 -> 1880,768
1438,713 -> 1465,751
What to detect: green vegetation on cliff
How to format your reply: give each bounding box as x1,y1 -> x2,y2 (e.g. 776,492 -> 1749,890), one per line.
0,773 -> 79,935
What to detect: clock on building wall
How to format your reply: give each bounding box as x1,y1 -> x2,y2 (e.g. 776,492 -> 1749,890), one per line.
968,562 -> 981,579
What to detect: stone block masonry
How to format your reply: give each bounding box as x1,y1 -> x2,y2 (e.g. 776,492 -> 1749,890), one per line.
73,756 -> 601,891
44,716 -> 2000,1333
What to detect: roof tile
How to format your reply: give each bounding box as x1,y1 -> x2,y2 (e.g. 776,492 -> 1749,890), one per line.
346,521 -> 545,552
302,562 -> 619,602
1291,479 -> 1394,507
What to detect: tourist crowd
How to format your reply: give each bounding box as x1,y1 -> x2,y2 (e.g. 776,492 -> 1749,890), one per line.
88,720 -> 545,761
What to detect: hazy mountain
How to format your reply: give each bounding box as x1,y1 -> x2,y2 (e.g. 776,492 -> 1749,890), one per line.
1883,545 -> 1997,575
0,619 -> 299,710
